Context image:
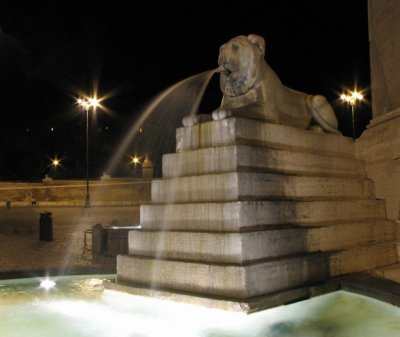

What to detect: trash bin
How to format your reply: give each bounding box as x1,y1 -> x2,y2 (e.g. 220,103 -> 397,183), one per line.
92,224 -> 107,254
39,212 -> 53,241
6,200 -> 11,209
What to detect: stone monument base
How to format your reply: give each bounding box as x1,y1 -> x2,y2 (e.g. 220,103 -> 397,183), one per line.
116,118 -> 397,312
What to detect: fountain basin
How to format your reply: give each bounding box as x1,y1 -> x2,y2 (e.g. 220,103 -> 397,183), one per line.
1,274 -> 400,337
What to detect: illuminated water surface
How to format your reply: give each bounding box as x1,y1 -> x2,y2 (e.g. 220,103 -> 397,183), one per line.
1,274 -> 400,337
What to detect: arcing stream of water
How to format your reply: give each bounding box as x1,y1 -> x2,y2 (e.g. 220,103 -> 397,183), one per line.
105,68 -> 221,177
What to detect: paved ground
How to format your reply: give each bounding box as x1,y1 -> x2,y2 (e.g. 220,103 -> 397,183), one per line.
0,207 -> 117,278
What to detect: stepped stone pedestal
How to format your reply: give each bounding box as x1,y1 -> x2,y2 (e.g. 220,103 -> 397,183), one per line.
111,118 -> 397,312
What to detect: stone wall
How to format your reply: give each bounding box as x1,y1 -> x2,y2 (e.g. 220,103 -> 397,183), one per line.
356,109 -> 400,221
355,1 -> 400,225
0,178 -> 151,206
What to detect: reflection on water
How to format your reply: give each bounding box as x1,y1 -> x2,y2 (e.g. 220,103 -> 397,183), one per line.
0,274 -> 110,304
1,275 -> 400,337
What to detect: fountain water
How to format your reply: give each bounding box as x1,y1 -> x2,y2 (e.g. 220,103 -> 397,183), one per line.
1,275 -> 400,337
105,68 -> 221,177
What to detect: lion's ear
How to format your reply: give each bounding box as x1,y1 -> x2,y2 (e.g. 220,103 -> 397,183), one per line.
247,34 -> 265,57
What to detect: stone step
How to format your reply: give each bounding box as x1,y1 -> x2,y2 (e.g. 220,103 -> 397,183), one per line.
356,134 -> 400,162
355,111 -> 400,156
128,227 -> 309,264
151,172 -> 375,203
307,219 -> 394,252
117,242 -> 396,300
163,145 -> 366,178
117,253 -> 329,299
128,220 -> 394,264
176,118 -> 354,158
140,200 -> 387,232
372,262 -> 400,283
329,242 -> 398,276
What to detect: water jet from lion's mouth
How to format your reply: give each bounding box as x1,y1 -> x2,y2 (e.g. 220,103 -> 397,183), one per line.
104,67 -> 221,176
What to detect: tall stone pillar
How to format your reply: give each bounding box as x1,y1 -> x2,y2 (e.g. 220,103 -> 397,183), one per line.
368,0 -> 400,118
357,1 -> 400,222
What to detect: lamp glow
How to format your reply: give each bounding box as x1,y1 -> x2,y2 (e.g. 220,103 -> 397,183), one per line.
52,158 -> 60,167
340,89 -> 364,141
88,97 -> 99,108
340,91 -> 363,105
131,156 -> 141,165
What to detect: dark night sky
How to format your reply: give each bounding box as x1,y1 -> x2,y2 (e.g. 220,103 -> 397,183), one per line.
0,0 -> 370,180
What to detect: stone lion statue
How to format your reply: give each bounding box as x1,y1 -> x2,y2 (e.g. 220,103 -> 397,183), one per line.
183,34 -> 340,134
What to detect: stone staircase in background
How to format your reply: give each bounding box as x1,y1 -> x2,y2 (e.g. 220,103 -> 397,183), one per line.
114,117 -> 398,312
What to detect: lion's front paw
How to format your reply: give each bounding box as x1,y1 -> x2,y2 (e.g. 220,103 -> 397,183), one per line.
212,108 -> 233,120
182,114 -> 212,127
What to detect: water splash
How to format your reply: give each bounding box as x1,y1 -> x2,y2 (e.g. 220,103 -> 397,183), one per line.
1,277 -> 400,337
105,67 -> 222,177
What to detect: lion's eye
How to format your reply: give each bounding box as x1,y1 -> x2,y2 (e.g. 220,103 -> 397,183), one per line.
231,44 -> 239,52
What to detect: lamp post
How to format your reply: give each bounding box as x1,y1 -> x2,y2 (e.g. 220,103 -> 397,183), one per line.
340,91 -> 363,142
50,157 -> 60,179
77,97 -> 99,208
51,157 -> 60,171
130,155 -> 142,177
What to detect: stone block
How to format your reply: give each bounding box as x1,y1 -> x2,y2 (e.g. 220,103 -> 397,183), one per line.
176,118 -> 354,158
357,112 -> 400,147
151,172 -> 374,203
329,242 -> 398,276
373,263 -> 400,283
355,114 -> 400,220
128,228 -> 308,263
117,253 -> 329,299
127,220 -> 393,263
105,280 -> 333,313
163,145 -> 366,178
357,136 -> 400,163
356,114 -> 400,163
140,200 -> 387,232
306,219 -> 395,251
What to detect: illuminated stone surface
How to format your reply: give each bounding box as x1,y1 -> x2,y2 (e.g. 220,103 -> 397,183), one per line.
163,145 -> 365,178
176,118 -> 353,155
140,200 -> 386,231
117,118 -> 397,311
151,172 -> 374,203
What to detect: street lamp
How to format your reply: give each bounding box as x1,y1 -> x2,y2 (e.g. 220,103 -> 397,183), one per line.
51,158 -> 60,168
130,155 -> 141,166
51,158 -> 60,176
130,155 -> 142,177
340,90 -> 363,141
77,97 -> 99,208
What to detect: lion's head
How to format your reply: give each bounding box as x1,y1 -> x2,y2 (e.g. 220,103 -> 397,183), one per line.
218,34 -> 265,97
